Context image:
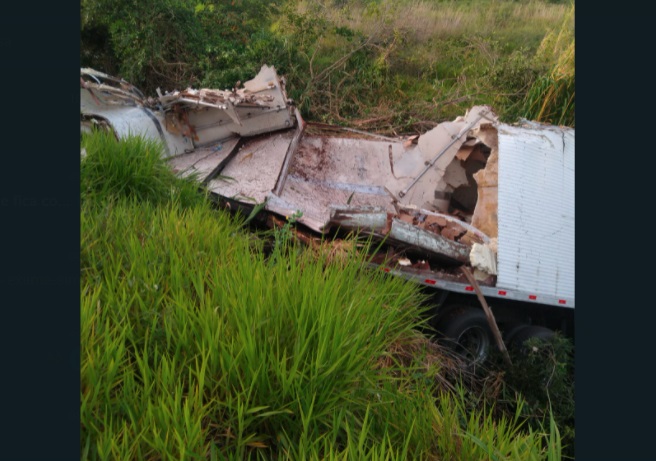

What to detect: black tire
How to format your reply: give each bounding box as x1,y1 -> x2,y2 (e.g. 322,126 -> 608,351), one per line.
436,306 -> 493,364
503,323 -> 530,344
510,325 -> 555,350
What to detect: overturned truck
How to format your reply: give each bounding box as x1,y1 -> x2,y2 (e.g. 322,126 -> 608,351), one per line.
81,66 -> 574,362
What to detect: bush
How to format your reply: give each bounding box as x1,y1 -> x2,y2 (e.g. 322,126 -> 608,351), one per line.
81,0 -> 280,94
481,333 -> 575,459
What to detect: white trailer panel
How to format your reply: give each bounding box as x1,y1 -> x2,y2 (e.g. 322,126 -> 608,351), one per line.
496,123 -> 575,303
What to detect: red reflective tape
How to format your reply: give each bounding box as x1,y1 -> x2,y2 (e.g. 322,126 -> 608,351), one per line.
465,286 -> 474,292
424,279 -> 436,285
529,295 -> 537,300
498,290 -> 507,296
559,299 -> 566,304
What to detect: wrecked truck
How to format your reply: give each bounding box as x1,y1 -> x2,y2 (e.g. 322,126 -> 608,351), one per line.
81,66 -> 574,362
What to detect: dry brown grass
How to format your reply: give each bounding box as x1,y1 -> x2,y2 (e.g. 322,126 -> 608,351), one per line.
313,0 -> 569,44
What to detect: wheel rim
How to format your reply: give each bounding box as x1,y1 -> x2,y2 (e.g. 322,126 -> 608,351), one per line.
456,326 -> 490,363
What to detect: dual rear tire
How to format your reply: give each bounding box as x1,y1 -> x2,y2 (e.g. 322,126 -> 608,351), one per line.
435,305 -> 555,363
507,324 -> 555,348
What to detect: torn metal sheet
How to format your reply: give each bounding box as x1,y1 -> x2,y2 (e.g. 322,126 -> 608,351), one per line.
327,206 -> 389,233
258,109 -> 498,234
81,70 -> 192,157
167,137 -> 241,182
388,219 -> 471,264
396,207 -> 489,245
387,106 -> 497,209
207,131 -> 294,204
158,65 -> 295,145
81,68 -> 146,104
404,106 -> 491,193
326,205 -> 490,265
80,66 -> 574,308
81,65 -> 295,155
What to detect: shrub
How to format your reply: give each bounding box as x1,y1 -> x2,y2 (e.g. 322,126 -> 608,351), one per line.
481,333 -> 575,459
81,0 -> 280,93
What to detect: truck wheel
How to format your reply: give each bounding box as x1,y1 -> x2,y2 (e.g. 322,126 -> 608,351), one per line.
437,306 -> 493,364
510,325 -> 555,349
503,323 -> 530,344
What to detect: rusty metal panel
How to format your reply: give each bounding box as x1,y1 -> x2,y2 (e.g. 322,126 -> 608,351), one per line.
260,121 -> 501,233
266,135 -> 402,231
266,174 -> 393,232
326,206 -> 478,264
496,123 -> 575,301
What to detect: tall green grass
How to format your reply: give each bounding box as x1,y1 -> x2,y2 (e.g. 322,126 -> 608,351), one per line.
81,195 -> 432,458
81,132 -> 563,459
81,130 -> 204,206
520,4 -> 574,126
436,389 -> 563,461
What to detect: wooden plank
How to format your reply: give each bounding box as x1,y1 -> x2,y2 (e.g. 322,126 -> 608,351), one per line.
459,266 -> 512,367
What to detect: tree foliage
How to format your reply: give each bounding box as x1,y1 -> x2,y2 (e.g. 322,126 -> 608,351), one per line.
81,0 -> 283,94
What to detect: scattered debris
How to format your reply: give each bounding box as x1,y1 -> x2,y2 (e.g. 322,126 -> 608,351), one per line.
81,66 -> 573,306
81,65 -> 575,361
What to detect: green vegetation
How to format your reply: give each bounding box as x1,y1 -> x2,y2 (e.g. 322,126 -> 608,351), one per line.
519,6 -> 574,126
504,334 -> 575,459
81,0 -> 574,131
80,130 -> 204,207
80,132 -> 568,459
80,1 -> 575,456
